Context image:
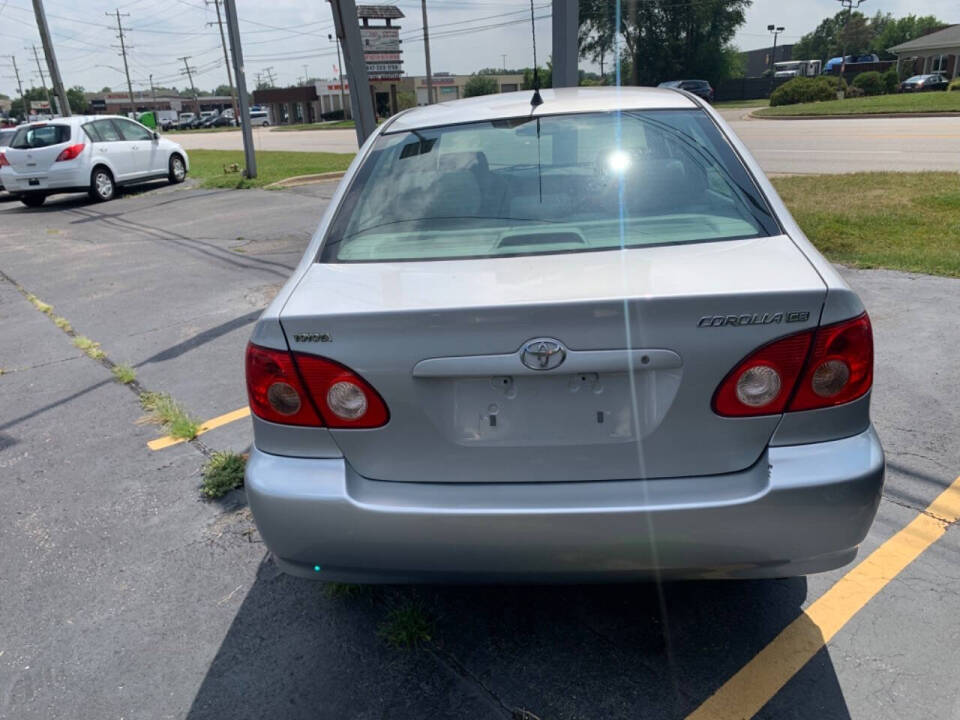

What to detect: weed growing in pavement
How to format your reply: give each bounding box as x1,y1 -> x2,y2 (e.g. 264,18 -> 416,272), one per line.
72,336 -> 106,360
26,293 -> 53,315
201,451 -> 247,498
52,316 -> 73,333
111,364 -> 136,384
139,391 -> 201,440
378,599 -> 433,648
323,583 -> 371,600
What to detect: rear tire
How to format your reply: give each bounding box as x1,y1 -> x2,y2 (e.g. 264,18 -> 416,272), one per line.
89,167 -> 115,202
168,154 -> 186,184
20,193 -> 46,208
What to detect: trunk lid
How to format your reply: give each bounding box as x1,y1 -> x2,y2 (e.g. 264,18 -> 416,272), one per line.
280,236 -> 826,483
4,123 -> 74,175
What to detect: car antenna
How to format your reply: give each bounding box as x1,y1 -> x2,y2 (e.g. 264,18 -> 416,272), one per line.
529,0 -> 543,108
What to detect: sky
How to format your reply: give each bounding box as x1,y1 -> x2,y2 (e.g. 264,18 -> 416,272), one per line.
1,0 -> 957,99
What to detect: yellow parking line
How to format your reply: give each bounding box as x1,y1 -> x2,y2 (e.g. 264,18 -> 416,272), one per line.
687,474 -> 960,720
147,406 -> 251,451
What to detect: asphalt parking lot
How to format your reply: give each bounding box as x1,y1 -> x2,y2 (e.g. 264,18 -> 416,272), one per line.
1,182 -> 958,720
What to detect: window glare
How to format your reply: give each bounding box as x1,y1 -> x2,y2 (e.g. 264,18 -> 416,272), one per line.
322,110 -> 778,263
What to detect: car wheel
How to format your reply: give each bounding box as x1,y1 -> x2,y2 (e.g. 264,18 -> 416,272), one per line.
20,193 -> 46,208
168,154 -> 186,184
89,167 -> 115,202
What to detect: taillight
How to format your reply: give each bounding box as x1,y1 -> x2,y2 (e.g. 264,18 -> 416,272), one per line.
55,143 -> 85,162
789,313 -> 872,411
713,313 -> 873,417
712,332 -> 813,417
245,343 -> 322,426
244,343 -> 389,429
294,353 -> 389,428
0,153 -> 8,168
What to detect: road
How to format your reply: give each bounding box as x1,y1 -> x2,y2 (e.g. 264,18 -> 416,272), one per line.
1,183 -> 958,720
171,110 -> 960,174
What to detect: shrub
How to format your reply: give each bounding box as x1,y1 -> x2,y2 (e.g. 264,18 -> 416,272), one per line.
770,77 -> 839,107
463,75 -> 499,98
845,85 -> 866,99
201,451 -> 246,499
949,79 -> 960,93
853,71 -> 884,96
883,67 -> 900,94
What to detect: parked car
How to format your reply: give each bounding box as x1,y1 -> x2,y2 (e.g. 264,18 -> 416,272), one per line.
657,79 -> 714,102
823,54 -> 881,74
0,127 -> 17,191
243,110 -> 270,127
243,87 -> 882,583
0,115 -> 189,207
177,112 -> 196,130
899,74 -> 950,92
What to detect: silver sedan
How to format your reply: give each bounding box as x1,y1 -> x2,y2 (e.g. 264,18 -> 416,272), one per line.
243,87 -> 884,583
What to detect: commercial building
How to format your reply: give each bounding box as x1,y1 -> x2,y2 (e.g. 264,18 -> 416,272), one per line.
890,24 -> 960,79
411,73 -> 524,105
86,91 -> 236,116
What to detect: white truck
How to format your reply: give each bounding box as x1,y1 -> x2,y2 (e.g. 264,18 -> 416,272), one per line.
774,60 -> 823,78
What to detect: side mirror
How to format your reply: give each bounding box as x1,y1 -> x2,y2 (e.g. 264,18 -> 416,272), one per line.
152,131 -> 160,140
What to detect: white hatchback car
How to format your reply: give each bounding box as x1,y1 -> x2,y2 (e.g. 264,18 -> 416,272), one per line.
0,115 -> 189,207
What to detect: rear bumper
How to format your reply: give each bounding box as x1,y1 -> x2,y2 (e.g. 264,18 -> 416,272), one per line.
247,426 -> 884,582
0,164 -> 88,195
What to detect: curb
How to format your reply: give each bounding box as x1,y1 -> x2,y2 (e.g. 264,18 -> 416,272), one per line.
265,171 -> 346,189
749,109 -> 960,121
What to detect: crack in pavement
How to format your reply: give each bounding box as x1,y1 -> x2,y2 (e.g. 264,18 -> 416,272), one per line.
0,268 -> 212,460
424,643 -> 532,720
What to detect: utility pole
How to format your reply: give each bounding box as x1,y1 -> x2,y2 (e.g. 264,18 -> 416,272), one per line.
329,34 -> 347,119
222,0 -> 257,178
767,24 -> 785,71
32,0 -> 71,116
108,9 -> 136,115
179,56 -> 201,115
29,45 -> 54,114
420,0 -> 433,104
149,73 -> 157,107
836,0 -> 867,82
501,54 -> 507,71
328,0 -> 376,143
263,66 -> 276,87
11,56 -> 26,121
206,0 -> 239,123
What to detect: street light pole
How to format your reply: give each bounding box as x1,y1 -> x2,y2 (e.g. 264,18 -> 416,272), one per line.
767,24 -> 785,71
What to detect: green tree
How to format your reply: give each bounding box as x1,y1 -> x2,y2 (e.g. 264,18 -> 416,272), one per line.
10,87 -> 49,120
213,84 -> 235,96
521,59 -> 553,90
870,14 -> 946,58
838,13 -> 872,56
463,74 -> 500,97
578,0 -> 750,87
792,13 -> 846,63
100,86 -> 112,93
396,90 -> 417,110
66,86 -> 87,114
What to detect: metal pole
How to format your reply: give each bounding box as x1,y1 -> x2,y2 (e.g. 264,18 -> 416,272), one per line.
330,34 -> 348,119
421,0 -> 434,104
329,0 -> 376,144
149,73 -> 157,106
11,56 -> 27,121
222,0 -> 257,178
111,10 -> 136,114
551,0 -> 579,88
30,45 -> 54,114
179,56 -> 201,116
209,0 -> 239,124
32,0 -> 71,116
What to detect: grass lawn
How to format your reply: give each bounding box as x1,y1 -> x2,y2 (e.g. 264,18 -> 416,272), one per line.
273,120 -> 357,132
187,149 -> 355,189
163,126 -> 239,134
756,91 -> 960,117
772,172 -> 960,278
714,99 -> 770,109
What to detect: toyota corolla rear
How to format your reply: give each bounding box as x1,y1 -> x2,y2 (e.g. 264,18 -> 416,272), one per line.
244,89 -> 883,582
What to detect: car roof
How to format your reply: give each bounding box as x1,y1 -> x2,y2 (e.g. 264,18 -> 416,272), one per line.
387,86 -> 699,134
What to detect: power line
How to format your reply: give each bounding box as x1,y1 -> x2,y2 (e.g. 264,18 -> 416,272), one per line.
179,55 -> 200,114
29,44 -> 53,111
206,0 -> 238,121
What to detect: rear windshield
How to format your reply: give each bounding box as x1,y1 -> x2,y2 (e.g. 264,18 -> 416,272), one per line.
10,124 -> 72,149
320,109 -> 778,263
